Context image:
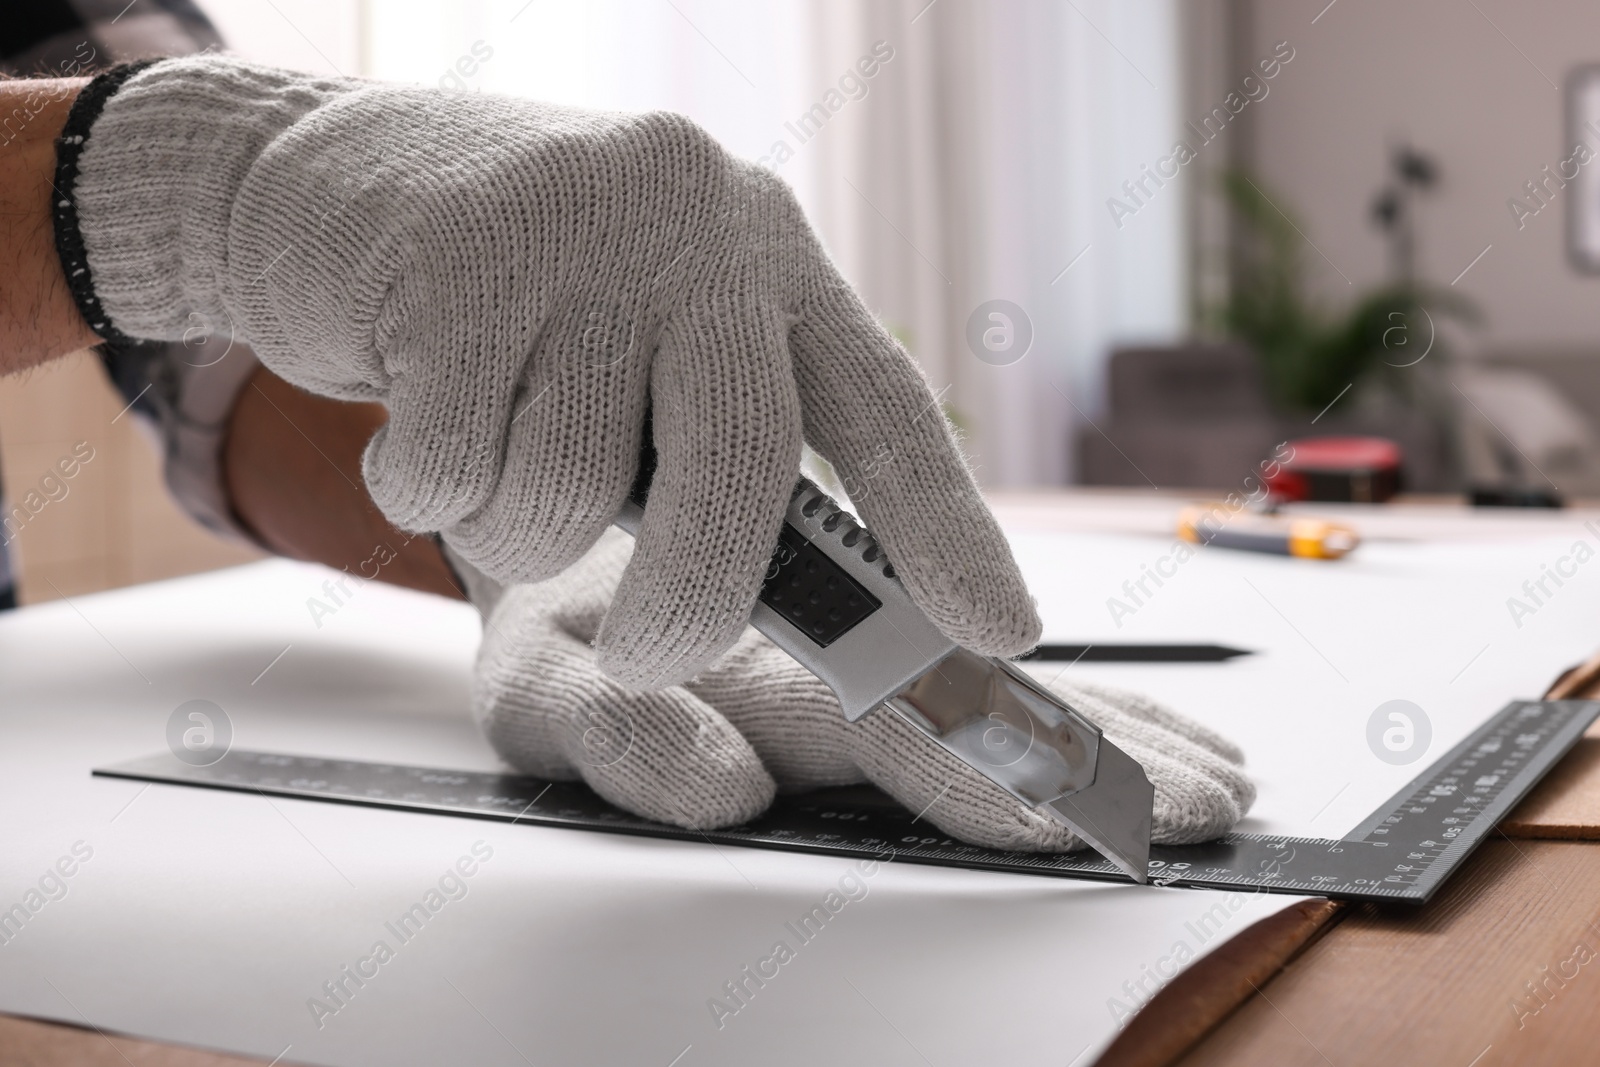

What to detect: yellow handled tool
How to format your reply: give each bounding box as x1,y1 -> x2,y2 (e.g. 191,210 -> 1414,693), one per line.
1177,505 -> 1359,560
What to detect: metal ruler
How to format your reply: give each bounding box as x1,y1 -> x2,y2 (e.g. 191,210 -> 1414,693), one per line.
95,698 -> 1600,903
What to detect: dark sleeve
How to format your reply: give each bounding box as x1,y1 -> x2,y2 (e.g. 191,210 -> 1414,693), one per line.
0,0 -> 222,78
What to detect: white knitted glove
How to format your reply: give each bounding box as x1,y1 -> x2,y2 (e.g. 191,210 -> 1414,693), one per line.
62,56 -> 1041,687
456,531 -> 1255,848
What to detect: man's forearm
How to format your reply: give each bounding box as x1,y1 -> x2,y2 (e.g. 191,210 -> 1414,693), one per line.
0,78 -> 97,373
224,366 -> 466,600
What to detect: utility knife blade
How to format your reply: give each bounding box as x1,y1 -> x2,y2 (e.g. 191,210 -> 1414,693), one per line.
616,476 -> 1154,883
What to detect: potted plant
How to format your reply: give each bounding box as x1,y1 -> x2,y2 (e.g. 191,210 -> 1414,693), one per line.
1205,152 -> 1477,490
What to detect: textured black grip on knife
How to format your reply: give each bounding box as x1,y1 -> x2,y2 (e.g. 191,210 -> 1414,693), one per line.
628,412 -> 658,510
759,524 -> 880,647
629,419 -> 880,648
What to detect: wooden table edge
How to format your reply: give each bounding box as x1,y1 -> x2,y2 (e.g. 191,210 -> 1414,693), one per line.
1096,898 -> 1345,1067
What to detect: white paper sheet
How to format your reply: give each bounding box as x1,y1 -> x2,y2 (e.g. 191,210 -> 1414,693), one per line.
1007,523 -> 1600,838
4,516 -> 1592,1066
0,560 -> 1299,1067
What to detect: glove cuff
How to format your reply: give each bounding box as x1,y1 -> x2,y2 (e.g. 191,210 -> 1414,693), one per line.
58,55 -> 355,344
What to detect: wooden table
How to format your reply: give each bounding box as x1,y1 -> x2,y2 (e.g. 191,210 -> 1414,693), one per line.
14,492 -> 1600,1066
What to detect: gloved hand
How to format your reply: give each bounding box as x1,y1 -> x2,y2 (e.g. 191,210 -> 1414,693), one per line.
64,55 -> 1040,687
450,531 -> 1255,849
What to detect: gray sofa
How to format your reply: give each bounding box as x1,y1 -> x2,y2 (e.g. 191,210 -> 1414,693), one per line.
1075,344 -> 1458,492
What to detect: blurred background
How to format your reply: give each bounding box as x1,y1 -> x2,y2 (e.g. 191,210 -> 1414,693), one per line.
10,0 -> 1600,600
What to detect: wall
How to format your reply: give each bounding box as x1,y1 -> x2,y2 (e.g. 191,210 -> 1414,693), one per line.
200,0 -> 361,76
1239,0 -> 1600,350
0,355 -> 259,602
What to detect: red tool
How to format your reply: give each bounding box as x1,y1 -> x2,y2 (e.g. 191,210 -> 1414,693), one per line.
1265,436 -> 1402,503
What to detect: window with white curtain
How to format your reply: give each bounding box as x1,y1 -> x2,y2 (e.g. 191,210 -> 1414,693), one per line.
206,0 -> 1184,486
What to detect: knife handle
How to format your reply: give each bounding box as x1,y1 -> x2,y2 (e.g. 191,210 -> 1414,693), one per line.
616,428 -> 955,719
617,427 -> 1146,880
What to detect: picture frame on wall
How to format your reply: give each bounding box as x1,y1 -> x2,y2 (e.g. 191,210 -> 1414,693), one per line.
1568,65 -> 1600,272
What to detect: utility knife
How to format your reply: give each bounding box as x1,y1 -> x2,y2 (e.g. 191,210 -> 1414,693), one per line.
618,465 -> 1154,883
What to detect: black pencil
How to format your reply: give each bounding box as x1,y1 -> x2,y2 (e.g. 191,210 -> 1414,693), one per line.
1017,644 -> 1252,663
